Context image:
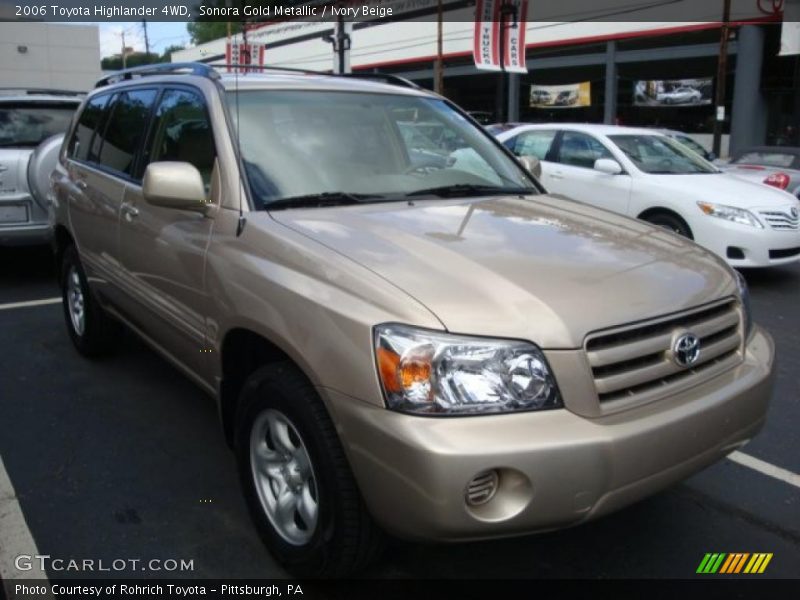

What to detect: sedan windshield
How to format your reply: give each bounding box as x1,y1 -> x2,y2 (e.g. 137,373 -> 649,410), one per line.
0,103 -> 76,147
227,90 -> 536,208
608,134 -> 717,174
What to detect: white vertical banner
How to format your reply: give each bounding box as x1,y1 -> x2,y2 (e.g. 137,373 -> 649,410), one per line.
504,0 -> 529,73
474,0 -> 528,72
780,0 -> 800,56
473,0 -> 502,71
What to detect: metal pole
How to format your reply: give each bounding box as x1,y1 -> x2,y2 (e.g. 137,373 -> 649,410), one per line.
497,0 -> 507,122
713,0 -> 731,157
435,0 -> 444,94
142,19 -> 150,59
121,30 -> 126,69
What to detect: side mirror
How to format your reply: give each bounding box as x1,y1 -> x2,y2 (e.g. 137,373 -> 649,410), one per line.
143,162 -> 208,211
518,155 -> 542,179
707,152 -> 717,161
594,158 -> 623,175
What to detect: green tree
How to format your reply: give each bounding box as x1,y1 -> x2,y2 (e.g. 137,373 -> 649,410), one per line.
100,52 -> 160,71
187,22 -> 241,45
160,44 -> 186,62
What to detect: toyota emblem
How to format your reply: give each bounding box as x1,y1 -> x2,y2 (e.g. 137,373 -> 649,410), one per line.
791,206 -> 799,219
673,332 -> 700,367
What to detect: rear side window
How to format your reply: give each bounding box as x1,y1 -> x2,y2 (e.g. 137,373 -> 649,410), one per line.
97,89 -> 157,177
140,88 -> 215,185
0,103 -> 77,148
509,130 -> 557,160
68,95 -> 109,161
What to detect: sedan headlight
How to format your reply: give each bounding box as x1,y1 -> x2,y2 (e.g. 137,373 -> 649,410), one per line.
735,270 -> 753,339
697,202 -> 763,228
374,324 -> 562,415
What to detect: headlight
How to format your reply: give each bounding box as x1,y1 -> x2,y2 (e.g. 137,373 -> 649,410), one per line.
374,324 -> 562,415
697,202 -> 763,228
735,270 -> 753,339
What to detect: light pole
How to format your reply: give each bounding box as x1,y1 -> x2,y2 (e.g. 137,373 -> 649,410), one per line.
713,0 -> 732,157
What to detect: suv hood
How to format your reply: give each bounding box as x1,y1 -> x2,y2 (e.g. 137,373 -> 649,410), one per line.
272,195 -> 735,348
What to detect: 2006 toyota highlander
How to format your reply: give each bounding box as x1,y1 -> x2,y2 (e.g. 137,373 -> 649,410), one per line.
50,63 -> 774,576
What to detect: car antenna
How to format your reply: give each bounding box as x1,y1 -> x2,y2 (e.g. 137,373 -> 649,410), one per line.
234,41 -> 246,237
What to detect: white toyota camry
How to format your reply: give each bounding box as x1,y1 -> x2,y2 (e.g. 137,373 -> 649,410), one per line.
496,123 -> 800,267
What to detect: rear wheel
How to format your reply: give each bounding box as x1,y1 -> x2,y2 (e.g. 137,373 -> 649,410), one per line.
641,211 -> 693,239
60,245 -> 117,357
234,362 -> 383,576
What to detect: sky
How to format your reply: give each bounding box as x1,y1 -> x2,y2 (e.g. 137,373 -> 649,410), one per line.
97,22 -> 192,58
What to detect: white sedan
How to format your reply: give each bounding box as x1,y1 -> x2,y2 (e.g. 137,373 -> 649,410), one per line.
496,124 -> 800,267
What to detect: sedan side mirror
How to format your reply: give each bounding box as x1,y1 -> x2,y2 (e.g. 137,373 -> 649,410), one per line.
594,158 -> 623,175
518,155 -> 542,179
143,162 -> 208,211
706,152 -> 717,161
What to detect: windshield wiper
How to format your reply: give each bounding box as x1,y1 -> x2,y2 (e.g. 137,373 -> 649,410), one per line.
405,184 -> 534,198
265,192 -> 384,211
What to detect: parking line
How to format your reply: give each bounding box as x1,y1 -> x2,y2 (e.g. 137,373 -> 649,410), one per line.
0,298 -> 60,312
0,455 -> 49,585
729,451 -> 800,489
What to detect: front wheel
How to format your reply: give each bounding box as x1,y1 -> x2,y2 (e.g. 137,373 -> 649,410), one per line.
642,212 -> 693,239
234,363 -> 383,576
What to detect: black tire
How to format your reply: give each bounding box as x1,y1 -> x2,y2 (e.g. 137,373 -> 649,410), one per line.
60,244 -> 118,357
642,212 -> 693,239
234,362 -> 383,576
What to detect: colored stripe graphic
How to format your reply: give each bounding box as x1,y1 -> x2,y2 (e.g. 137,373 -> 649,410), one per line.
697,553 -> 727,573
698,552 -> 773,574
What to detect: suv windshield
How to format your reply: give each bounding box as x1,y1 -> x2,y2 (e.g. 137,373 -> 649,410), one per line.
0,103 -> 76,147
227,90 -> 536,208
609,134 -> 717,174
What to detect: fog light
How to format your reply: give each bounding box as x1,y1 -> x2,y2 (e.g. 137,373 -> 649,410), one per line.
465,470 -> 499,506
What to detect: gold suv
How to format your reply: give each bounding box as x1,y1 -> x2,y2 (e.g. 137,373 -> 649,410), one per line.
50,63 -> 774,576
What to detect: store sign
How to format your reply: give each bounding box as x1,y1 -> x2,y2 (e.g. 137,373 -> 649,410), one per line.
530,82 -> 591,108
780,0 -> 800,55
473,0 -> 528,73
225,42 -> 265,73
633,78 -> 713,107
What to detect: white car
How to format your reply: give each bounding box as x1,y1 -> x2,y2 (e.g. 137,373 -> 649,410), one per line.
657,87 -> 703,105
496,124 -> 800,267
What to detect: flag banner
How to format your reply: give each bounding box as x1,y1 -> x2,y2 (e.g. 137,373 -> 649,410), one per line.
226,42 -> 265,73
473,0 -> 527,72
633,78 -> 713,107
530,82 -> 591,108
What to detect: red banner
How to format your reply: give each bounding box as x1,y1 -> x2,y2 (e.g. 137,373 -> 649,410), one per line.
225,42 -> 265,73
473,0 -> 528,73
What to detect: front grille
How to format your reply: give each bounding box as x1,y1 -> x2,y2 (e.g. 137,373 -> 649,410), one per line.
759,210 -> 799,231
769,247 -> 800,260
585,300 -> 742,406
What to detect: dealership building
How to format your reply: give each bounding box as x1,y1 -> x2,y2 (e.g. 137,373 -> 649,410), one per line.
174,0 -> 800,156
0,21 -> 101,91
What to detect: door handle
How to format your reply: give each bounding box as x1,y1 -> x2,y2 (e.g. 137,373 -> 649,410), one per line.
121,204 -> 139,220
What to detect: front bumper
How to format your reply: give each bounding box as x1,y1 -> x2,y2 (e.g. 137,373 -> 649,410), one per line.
694,217 -> 800,267
323,327 -> 774,541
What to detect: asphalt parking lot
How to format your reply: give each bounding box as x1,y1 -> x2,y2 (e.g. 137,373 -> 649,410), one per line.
0,245 -> 798,580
